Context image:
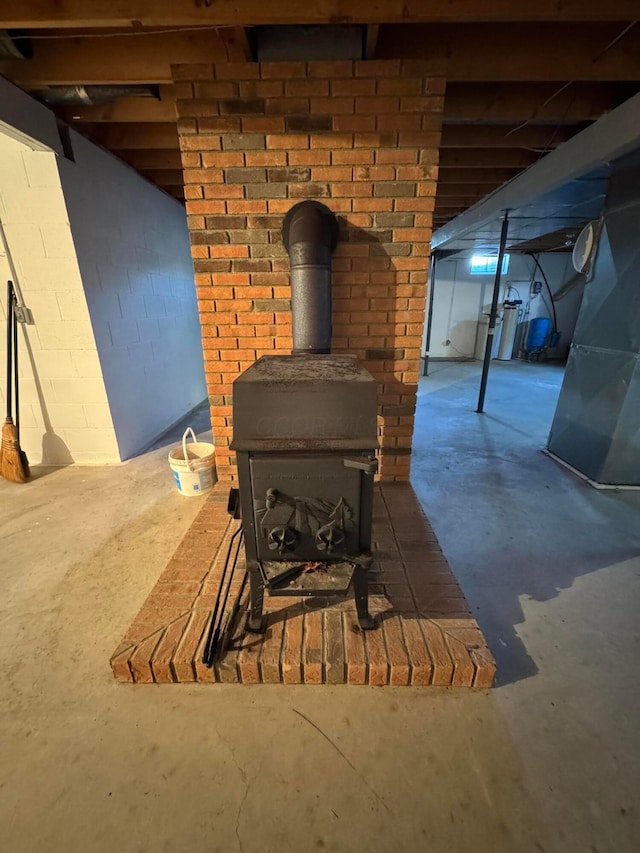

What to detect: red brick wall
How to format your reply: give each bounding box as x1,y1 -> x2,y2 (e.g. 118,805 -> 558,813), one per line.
172,60 -> 444,483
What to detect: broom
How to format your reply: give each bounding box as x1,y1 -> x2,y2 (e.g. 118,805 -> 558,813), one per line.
13,284 -> 30,478
1,280 -> 28,483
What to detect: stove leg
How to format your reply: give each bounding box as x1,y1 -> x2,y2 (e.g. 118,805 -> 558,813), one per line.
247,563 -> 266,633
353,566 -> 375,630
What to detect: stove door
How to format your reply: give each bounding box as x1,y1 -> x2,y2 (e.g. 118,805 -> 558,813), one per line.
250,455 -> 363,562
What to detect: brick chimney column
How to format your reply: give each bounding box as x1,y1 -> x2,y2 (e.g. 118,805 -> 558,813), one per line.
172,60 -> 444,483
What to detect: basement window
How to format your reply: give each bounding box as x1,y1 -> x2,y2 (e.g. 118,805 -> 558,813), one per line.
470,254 -> 510,276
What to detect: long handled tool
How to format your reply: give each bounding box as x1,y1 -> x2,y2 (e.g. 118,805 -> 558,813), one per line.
1,281 -> 28,483
202,526 -> 244,667
211,533 -> 248,660
216,567 -> 249,661
13,287 -> 29,478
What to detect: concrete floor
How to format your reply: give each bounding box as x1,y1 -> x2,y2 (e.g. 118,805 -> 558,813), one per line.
1,361 -> 638,852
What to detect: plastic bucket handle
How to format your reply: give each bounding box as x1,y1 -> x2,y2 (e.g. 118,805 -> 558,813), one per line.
182,427 -> 198,471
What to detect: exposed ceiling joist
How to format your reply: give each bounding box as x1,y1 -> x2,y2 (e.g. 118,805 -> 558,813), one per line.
440,125 -> 576,149
435,194 -> 496,205
4,1 -> 639,27
436,185 -> 505,198
163,187 -> 186,200
78,122 -> 178,149
138,169 -> 185,187
443,83 -> 637,124
0,30 -> 229,85
433,92 -> 640,250
435,204 -> 480,213
377,23 -> 640,81
437,168 -> 520,183
219,27 -> 253,61
1,13 -> 635,220
3,23 -> 640,86
115,149 -> 182,170
57,87 -> 178,122
76,121 -> 576,153
365,25 -> 380,60
439,149 -> 539,168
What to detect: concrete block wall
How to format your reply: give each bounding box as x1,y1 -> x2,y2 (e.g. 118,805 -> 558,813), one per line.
58,131 -> 206,460
0,132 -> 119,464
427,253 -> 584,360
173,60 -> 444,482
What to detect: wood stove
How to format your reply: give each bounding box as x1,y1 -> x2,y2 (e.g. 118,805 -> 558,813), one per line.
229,200 -> 378,632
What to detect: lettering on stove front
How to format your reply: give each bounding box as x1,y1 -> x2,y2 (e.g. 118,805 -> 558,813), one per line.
256,413 -> 367,437
260,474 -> 339,481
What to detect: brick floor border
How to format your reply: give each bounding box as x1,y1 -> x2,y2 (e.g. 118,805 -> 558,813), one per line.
111,483 -> 495,686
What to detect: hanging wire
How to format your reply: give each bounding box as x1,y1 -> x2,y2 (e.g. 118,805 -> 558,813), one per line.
592,20 -> 638,62
502,19 -> 638,140
527,253 -> 558,333
504,81 -> 575,139
16,25 -> 227,39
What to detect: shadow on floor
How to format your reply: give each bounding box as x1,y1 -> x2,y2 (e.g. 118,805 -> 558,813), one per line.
411,359 -> 640,686
141,400 -> 212,457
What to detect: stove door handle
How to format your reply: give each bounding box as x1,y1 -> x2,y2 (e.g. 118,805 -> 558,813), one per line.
343,456 -> 378,475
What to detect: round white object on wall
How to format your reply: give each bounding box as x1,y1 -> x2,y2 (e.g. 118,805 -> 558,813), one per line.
572,221 -> 597,274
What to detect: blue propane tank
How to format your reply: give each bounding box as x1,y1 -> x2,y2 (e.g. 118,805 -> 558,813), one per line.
526,317 -> 551,351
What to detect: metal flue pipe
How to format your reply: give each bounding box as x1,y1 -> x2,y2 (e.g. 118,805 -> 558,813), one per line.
282,200 -> 339,354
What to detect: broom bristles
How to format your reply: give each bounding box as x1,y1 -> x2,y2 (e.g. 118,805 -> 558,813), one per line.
1,417 -> 28,484
19,448 -> 30,479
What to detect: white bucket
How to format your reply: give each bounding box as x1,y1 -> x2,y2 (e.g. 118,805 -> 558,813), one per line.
168,428 -> 216,496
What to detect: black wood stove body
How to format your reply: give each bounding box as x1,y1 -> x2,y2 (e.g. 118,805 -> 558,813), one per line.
230,200 -> 379,632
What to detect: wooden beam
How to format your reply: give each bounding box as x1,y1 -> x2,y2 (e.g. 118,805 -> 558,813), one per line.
435,195 -> 494,207
138,169 -> 184,187
77,122 -> 178,149
163,187 -> 185,201
365,25 -> 380,60
57,86 -> 178,122
0,30 -> 229,85
219,27 -> 253,61
435,203 -> 481,212
437,168 -> 520,183
3,24 -> 640,85
440,124 -> 578,149
4,1 -> 639,27
434,90 -> 640,249
376,23 -> 640,81
114,149 -> 182,170
439,149 -> 539,168
444,83 -> 637,124
436,183 -> 506,197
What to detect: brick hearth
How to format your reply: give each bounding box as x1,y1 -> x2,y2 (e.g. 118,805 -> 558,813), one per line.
111,484 -> 495,686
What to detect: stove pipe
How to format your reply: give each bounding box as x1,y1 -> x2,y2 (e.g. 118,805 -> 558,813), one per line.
282,200 -> 339,354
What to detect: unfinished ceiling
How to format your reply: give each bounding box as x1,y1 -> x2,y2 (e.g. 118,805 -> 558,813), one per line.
0,3 -> 638,221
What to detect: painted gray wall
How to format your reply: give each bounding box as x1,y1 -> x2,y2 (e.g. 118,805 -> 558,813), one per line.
425,252 -> 585,360
58,131 -> 206,460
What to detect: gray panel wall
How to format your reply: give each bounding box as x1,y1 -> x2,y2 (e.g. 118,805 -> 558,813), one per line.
58,132 -> 206,460
548,149 -> 640,484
